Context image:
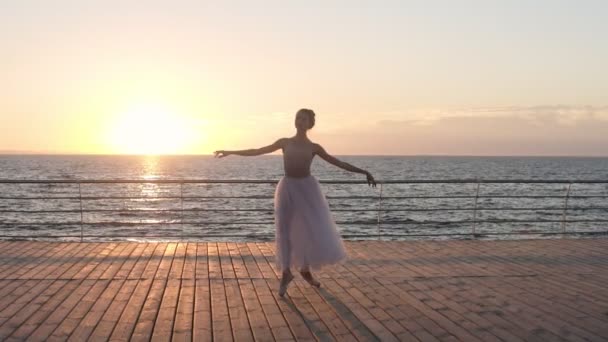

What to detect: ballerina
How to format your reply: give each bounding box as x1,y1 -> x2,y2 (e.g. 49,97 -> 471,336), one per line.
214,108 -> 376,297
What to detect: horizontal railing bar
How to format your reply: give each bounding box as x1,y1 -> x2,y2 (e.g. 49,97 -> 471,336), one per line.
1,195 -> 606,201
0,221 -> 272,226
0,234 -> 274,239
340,231 -> 608,238
2,206 -> 608,214
2,179 -> 608,184
373,219 -> 608,224
332,195 -> 608,199
343,231 -> 608,237
1,230 -> 605,240
379,206 -> 608,211
0,209 -> 275,213
3,219 -> 608,227
0,196 -> 270,200
0,196 -> 273,200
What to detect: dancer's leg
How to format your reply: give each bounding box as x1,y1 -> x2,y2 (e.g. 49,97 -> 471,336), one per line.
300,266 -> 320,287
279,269 -> 294,297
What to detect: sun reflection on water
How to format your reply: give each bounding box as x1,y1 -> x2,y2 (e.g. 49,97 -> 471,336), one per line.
141,155 -> 161,181
137,156 -> 164,220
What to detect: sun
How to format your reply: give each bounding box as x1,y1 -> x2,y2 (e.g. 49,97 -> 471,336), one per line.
106,103 -> 197,155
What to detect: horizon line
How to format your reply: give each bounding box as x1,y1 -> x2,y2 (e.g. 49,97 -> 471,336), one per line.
1,152 -> 607,158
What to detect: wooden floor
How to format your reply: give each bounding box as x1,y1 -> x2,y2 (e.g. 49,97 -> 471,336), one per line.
0,239 -> 607,341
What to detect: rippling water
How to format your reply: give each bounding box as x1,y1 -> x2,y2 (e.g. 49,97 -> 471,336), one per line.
1,155 -> 607,241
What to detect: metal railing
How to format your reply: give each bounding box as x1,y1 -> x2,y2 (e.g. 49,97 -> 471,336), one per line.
0,179 -> 607,241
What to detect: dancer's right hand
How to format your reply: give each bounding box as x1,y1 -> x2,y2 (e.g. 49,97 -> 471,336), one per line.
213,150 -> 230,158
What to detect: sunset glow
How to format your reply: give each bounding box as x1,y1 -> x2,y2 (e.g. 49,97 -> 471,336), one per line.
106,103 -> 198,155
1,2 -> 607,156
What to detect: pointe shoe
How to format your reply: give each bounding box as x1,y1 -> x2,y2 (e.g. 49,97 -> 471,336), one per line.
300,271 -> 321,288
279,273 -> 294,297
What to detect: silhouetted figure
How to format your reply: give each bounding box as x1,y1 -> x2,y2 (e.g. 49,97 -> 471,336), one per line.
215,108 -> 376,296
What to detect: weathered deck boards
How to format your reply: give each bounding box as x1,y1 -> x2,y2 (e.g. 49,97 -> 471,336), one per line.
0,238 -> 607,341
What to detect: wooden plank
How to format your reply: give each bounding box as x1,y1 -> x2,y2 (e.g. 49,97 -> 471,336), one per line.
8,279 -> 92,341
172,278 -> 194,341
219,243 -> 253,341
170,243 -> 196,341
193,243 -> 212,342
87,244 -> 147,340
182,242 -> 196,280
459,277 -> 583,341
67,279 -> 125,341
151,243 -> 186,341
0,280 -> 27,311
218,242 -> 236,279
41,243 -> 92,279
14,243 -> 78,280
414,276 -> 526,342
0,242 -> 39,276
39,243 -> 133,340
113,243 -> 148,279
253,242 -> 318,341
346,243 -> 447,341
208,242 -> 222,279
0,244 -> 106,339
480,276 -> 607,341
228,242 -> 274,341
168,242 -> 187,279
130,244 -> 176,341
2,244 -> 105,340
195,242 -> 209,280
31,243 -> 90,280
0,242 -> 43,270
151,278 -> 181,341
245,243 -> 295,341
257,243 -> 343,341
80,243 -> 122,280
107,243 -> 165,341
98,243 -> 138,280
59,243 -> 141,341
0,280 -> 71,340
432,276 -> 531,342
208,243 -> 233,342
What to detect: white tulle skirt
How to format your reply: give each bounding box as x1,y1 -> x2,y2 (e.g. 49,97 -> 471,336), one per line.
274,175 -> 347,271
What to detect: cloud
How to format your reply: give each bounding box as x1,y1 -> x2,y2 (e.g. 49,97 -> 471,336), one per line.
316,105 -> 608,155
375,105 -> 608,127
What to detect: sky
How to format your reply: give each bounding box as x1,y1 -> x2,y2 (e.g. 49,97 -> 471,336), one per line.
0,0 -> 607,156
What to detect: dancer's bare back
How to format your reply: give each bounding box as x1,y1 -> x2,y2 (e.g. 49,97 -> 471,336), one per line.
278,136 -> 349,178
281,137 -> 316,178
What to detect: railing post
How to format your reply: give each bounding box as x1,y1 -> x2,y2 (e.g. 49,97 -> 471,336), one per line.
78,182 -> 84,242
472,181 -> 481,236
180,182 -> 184,241
377,183 -> 383,239
561,182 -> 572,233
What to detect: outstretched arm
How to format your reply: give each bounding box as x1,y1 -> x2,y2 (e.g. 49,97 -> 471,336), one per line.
214,138 -> 286,158
314,144 -> 377,187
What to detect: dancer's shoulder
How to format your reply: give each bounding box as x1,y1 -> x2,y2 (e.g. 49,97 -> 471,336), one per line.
311,142 -> 326,155
273,137 -> 289,147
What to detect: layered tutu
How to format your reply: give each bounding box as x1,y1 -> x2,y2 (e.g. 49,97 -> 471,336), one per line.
274,175 -> 347,271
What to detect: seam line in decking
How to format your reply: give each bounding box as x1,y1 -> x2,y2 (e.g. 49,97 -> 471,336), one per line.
104,243 -> 158,340
66,242 -> 134,340
1,242 -> 94,339
13,243 -> 118,340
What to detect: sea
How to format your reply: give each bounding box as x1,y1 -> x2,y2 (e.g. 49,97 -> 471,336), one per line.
1,155 -> 607,241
